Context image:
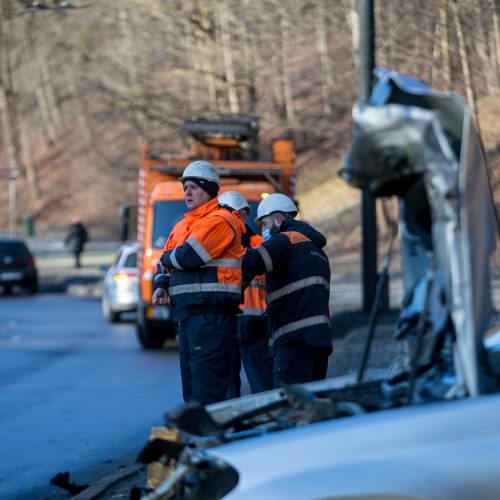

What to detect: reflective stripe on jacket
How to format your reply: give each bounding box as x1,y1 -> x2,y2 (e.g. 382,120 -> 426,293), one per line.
160,198 -> 244,319
242,219 -> 332,350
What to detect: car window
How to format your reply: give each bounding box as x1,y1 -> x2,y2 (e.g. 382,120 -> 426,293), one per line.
0,241 -> 30,258
112,250 -> 123,266
123,251 -> 137,268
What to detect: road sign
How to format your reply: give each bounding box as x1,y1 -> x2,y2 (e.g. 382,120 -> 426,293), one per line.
0,169 -> 20,180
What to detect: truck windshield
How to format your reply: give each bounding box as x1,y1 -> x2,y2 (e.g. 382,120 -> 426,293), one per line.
152,201 -> 187,249
152,199 -> 263,249
247,201 -> 261,233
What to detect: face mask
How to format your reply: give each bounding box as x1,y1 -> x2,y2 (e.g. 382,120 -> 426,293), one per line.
262,228 -> 271,241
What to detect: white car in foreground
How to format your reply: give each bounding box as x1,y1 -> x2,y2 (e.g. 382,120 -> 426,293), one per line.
212,391 -> 500,499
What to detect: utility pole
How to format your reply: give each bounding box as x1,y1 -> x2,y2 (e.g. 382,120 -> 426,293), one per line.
358,0 -> 378,313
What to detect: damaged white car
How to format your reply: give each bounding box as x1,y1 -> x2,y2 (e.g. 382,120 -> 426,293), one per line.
132,69 -> 500,500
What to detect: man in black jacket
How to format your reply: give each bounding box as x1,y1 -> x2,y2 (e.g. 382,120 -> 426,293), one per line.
242,193 -> 332,388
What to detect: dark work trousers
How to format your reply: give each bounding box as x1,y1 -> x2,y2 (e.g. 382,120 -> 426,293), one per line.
178,312 -> 237,406
227,346 -> 241,399
273,340 -> 330,388
240,337 -> 274,394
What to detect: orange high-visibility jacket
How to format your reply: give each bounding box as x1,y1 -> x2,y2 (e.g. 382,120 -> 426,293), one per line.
159,198 -> 244,319
241,230 -> 267,317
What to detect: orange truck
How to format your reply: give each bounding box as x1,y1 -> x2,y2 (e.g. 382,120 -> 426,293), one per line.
136,116 -> 296,348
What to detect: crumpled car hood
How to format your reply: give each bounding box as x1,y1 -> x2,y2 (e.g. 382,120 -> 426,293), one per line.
343,68 -> 498,397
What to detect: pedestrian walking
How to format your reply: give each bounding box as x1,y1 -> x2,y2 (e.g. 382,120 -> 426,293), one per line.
218,191 -> 274,395
64,217 -> 89,268
242,193 -> 332,388
152,161 -> 244,405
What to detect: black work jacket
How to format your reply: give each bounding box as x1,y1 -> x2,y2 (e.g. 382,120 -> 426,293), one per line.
242,219 -> 332,350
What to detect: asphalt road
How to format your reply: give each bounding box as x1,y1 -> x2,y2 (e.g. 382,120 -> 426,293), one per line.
0,291 -> 183,499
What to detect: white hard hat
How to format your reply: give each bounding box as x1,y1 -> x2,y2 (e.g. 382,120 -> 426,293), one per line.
180,160 -> 220,186
254,193 -> 298,225
218,191 -> 250,212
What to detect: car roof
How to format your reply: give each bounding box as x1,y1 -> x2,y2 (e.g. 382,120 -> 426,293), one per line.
118,241 -> 139,251
0,237 -> 29,244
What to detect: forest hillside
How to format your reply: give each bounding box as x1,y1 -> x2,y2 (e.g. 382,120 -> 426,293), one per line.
0,0 -> 499,264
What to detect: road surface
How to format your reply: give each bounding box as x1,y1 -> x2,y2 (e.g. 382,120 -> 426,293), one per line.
0,292 -> 182,499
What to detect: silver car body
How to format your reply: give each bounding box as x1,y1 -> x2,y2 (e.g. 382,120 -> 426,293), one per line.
213,393 -> 500,500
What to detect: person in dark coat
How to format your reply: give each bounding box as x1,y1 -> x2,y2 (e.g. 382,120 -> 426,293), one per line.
65,217 -> 89,268
242,193 -> 332,388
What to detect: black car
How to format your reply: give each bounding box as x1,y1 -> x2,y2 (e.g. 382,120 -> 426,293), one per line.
0,238 -> 38,295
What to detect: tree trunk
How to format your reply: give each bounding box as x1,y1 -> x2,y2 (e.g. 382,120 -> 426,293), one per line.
451,0 -> 477,120
280,13 -> 295,123
0,1 -> 22,178
40,63 -> 63,136
0,84 -> 19,169
344,0 -> 359,71
430,16 -> 440,85
19,119 -> 40,204
315,0 -> 333,114
241,0 -> 258,113
119,8 -> 146,142
217,3 -> 239,114
490,0 -> 500,90
440,0 -> 451,89
193,4 -> 218,113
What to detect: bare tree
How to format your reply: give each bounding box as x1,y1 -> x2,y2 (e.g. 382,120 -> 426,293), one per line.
0,1 -> 22,179
280,9 -> 295,123
451,0 -> 477,119
217,2 -> 240,113
439,0 -> 452,88
315,0 -> 333,114
489,0 -> 500,89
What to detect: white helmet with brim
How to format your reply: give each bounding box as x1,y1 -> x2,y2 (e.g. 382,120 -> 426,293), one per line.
180,160 -> 220,186
218,191 -> 250,212
254,193 -> 298,225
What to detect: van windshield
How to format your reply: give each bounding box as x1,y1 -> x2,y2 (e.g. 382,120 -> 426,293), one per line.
152,199 -> 263,249
152,201 -> 187,249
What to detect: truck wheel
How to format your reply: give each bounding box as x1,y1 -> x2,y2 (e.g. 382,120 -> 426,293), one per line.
136,319 -> 169,349
136,303 -> 178,349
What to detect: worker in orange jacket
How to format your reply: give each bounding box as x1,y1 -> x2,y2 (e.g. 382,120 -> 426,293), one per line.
152,162 -> 244,405
219,191 -> 273,395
